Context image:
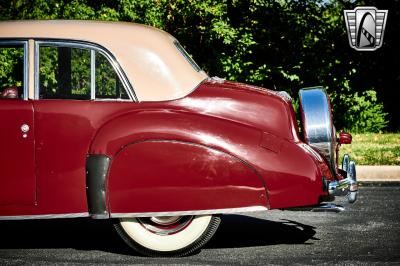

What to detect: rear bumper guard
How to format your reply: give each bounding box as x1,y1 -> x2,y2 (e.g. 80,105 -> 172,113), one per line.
312,154 -> 358,212
278,154 -> 359,213
328,154 -> 358,204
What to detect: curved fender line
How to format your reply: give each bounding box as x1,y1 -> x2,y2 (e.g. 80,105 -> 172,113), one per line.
87,139 -> 270,219
114,139 -> 270,202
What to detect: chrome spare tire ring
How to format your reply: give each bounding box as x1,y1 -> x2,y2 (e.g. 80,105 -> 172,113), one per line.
299,87 -> 336,173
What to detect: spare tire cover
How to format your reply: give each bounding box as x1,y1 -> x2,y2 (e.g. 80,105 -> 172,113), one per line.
299,87 -> 336,172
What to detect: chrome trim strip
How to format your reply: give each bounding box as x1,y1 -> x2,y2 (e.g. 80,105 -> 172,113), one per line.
93,98 -> 132,102
0,40 -> 29,100
90,49 -> 95,100
91,213 -> 109,219
173,40 -> 202,72
28,39 -> 35,99
311,203 -> 345,212
23,41 -> 28,100
0,212 -> 89,221
111,206 -> 268,218
34,40 -> 136,101
34,41 -> 39,99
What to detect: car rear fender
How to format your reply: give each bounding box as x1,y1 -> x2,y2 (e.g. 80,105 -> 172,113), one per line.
106,140 -> 268,217
86,110 -> 269,218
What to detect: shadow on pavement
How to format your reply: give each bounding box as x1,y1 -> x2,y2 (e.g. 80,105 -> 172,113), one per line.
207,214 -> 318,249
0,214 -> 317,255
0,218 -> 133,255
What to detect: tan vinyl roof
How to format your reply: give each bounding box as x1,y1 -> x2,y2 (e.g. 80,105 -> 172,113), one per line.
0,20 -> 208,101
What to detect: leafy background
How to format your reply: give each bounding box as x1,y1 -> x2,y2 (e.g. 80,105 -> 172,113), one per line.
0,0 -> 399,133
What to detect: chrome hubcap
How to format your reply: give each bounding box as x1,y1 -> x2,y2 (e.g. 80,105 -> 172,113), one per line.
149,216 -> 182,226
137,216 -> 193,236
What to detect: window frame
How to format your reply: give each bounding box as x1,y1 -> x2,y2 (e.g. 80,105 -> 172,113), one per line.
173,40 -> 202,72
0,39 -> 29,100
34,39 -> 136,101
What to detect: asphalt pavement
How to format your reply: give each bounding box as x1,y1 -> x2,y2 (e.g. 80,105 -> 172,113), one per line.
0,184 -> 399,265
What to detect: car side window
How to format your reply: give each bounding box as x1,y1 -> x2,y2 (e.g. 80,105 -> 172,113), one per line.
39,45 -> 91,100
38,43 -> 130,100
95,52 -> 129,99
0,43 -> 25,99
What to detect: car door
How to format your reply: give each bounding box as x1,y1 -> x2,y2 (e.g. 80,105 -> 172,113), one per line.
0,41 -> 36,206
31,41 -> 132,213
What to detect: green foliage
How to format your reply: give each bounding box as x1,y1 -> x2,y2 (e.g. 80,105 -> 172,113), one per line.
339,90 -> 388,133
291,97 -> 303,136
119,0 -> 166,27
0,0 -> 395,132
38,46 -> 58,92
62,0 -> 96,19
38,46 -> 119,99
95,52 -> 123,98
0,46 -> 24,88
70,48 -> 91,96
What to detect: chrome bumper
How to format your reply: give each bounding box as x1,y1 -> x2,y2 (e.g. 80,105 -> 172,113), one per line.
285,154 -> 358,213
328,154 -> 358,204
311,154 -> 358,212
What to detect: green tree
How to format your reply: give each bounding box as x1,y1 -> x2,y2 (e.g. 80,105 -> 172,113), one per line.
0,0 -> 397,132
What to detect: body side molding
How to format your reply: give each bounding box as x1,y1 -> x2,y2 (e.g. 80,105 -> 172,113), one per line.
0,212 -> 89,220
111,206 -> 268,218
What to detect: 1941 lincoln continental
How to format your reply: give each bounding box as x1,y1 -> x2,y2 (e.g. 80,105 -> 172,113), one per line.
0,20 -> 357,257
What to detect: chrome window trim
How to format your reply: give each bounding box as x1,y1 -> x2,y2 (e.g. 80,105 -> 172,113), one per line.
90,49 -> 96,100
0,212 -> 89,220
93,98 -> 132,102
111,206 -> 268,218
34,40 -> 137,101
34,41 -> 39,99
173,40 -> 202,72
0,40 -> 29,100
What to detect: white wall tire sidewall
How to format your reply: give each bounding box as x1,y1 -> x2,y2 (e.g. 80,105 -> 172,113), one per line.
120,215 -> 212,252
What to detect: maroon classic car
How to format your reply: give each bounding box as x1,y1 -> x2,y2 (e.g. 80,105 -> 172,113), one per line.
0,20 -> 357,257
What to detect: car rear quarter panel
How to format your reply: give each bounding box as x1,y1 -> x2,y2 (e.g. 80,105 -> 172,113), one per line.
92,81 -> 326,212
108,140 -> 267,214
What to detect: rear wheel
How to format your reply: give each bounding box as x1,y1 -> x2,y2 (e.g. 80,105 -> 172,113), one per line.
114,215 -> 220,257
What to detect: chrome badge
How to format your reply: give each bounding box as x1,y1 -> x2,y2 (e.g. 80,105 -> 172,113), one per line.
344,6 -> 388,51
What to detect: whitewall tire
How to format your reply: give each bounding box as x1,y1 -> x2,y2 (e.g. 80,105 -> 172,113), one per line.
114,215 -> 220,257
